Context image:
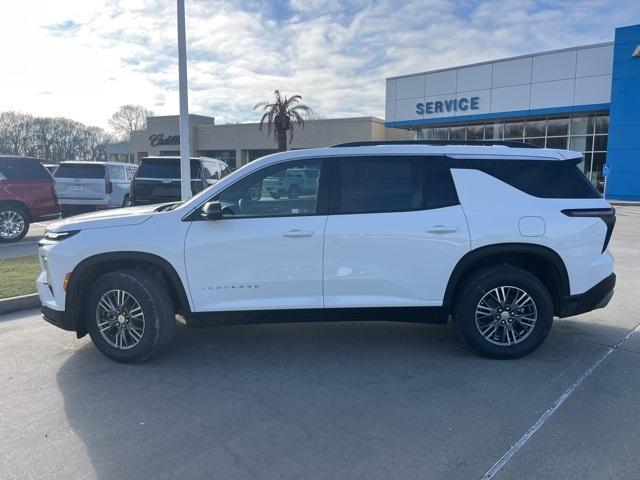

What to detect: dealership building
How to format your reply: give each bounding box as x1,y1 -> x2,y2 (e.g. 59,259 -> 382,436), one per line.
115,24 -> 639,198
120,115 -> 410,169
386,23 -> 640,198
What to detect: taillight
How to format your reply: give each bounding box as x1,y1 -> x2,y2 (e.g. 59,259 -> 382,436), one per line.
105,179 -> 113,194
561,208 -> 616,252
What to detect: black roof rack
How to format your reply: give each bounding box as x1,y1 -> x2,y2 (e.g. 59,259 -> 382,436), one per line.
331,140 -> 541,148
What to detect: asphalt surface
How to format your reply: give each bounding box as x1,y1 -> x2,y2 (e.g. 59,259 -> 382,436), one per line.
1,206 -> 639,479
0,221 -> 55,260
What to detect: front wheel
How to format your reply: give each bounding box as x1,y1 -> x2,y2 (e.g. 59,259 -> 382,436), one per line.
453,266 -> 553,359
86,270 -> 176,363
0,205 -> 29,243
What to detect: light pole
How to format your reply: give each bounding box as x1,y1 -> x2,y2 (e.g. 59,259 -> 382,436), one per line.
177,0 -> 192,200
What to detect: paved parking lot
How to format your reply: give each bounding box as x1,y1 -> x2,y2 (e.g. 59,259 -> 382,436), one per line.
1,207 -> 639,479
0,221 -> 55,260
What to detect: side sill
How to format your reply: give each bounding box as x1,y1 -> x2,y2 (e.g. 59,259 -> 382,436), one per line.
186,306 -> 449,328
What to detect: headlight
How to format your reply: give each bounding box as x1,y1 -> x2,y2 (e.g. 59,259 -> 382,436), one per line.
41,230 -> 79,243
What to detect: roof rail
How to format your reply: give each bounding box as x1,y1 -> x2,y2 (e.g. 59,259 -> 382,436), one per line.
331,140 -> 541,148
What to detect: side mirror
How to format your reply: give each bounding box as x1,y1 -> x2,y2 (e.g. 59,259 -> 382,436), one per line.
201,200 -> 222,221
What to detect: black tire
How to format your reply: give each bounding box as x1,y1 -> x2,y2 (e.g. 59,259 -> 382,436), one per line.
270,191 -> 282,199
122,194 -> 131,207
0,204 -> 30,243
288,184 -> 300,199
453,266 -> 553,359
86,269 -> 176,363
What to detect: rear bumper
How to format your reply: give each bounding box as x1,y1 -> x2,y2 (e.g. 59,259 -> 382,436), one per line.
42,306 -> 75,332
559,273 -> 616,318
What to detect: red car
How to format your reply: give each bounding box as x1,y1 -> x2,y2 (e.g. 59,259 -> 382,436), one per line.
0,156 -> 60,242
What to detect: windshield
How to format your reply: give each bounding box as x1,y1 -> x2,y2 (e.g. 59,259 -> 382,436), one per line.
55,163 -> 105,179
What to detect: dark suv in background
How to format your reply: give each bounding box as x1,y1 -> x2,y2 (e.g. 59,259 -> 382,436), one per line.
130,156 -> 229,205
0,156 -> 60,242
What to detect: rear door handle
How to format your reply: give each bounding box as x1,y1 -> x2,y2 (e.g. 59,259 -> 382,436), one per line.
282,229 -> 314,238
426,225 -> 459,234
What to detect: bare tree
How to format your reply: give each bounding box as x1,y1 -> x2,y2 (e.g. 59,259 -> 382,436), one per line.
0,111 -> 35,156
109,105 -> 153,140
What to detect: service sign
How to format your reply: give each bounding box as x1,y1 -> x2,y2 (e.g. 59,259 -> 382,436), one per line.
416,96 -> 480,116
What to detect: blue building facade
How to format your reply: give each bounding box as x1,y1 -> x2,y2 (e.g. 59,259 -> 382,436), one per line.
386,24 -> 640,199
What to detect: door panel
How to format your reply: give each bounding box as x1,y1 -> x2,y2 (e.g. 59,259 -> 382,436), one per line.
184,157 -> 327,312
323,206 -> 470,307
185,216 -> 327,311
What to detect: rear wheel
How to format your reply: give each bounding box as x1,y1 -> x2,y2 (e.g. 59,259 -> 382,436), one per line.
122,194 -> 131,207
0,205 -> 29,243
86,270 -> 175,363
453,266 -> 553,359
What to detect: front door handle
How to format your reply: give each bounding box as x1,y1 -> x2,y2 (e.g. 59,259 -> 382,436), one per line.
282,229 -> 314,238
426,225 -> 459,234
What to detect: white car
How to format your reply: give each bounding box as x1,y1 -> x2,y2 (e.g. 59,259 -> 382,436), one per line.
37,141 -> 616,363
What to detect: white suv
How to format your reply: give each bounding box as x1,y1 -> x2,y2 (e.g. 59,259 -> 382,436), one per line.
37,142 -> 616,363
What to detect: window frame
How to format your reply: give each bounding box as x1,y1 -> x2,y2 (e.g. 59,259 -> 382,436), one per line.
206,157 -> 330,220
329,155 -> 459,216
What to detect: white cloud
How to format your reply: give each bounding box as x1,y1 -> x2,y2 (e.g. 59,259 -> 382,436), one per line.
0,0 -> 637,131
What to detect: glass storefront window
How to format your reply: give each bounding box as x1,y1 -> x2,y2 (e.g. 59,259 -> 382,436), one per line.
595,115 -> 609,134
417,128 -> 433,140
547,118 -> 569,136
569,136 -> 593,152
433,127 -> 448,140
570,115 -> 594,136
525,120 -> 546,137
525,137 -> 546,147
591,152 -> 607,191
593,135 -> 608,151
580,153 -> 592,175
449,126 -> 466,140
546,137 -> 568,149
466,124 -> 484,140
504,121 -> 524,139
484,123 -> 503,140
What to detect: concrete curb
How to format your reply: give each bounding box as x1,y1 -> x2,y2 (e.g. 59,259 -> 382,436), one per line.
0,294 -> 40,315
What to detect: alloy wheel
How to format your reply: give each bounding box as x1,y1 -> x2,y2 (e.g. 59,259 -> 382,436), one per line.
96,289 -> 146,350
0,210 -> 25,240
474,286 -> 538,346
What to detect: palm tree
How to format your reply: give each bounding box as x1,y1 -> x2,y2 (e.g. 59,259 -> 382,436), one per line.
254,90 -> 313,151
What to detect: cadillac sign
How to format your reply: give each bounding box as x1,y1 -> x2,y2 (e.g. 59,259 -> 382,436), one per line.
149,134 -> 180,147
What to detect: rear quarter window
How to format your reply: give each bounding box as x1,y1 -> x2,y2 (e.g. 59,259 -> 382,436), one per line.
55,164 -> 105,179
450,158 -> 600,199
0,158 -> 51,180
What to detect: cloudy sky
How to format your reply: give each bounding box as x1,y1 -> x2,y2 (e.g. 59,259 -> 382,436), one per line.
0,0 -> 638,131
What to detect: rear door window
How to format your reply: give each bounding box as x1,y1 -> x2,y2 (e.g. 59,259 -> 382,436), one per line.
337,156 -> 423,214
55,164 -> 105,179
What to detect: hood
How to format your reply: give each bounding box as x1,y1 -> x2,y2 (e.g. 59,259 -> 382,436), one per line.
47,204 -> 168,232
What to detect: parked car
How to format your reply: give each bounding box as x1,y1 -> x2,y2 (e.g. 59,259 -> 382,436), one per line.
0,156 -> 60,242
130,156 -> 229,206
263,166 -> 321,199
38,141 -> 616,363
54,161 -> 137,216
43,164 -> 58,175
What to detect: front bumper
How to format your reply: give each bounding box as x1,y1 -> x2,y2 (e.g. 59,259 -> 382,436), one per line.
42,306 -> 75,332
559,273 -> 616,318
